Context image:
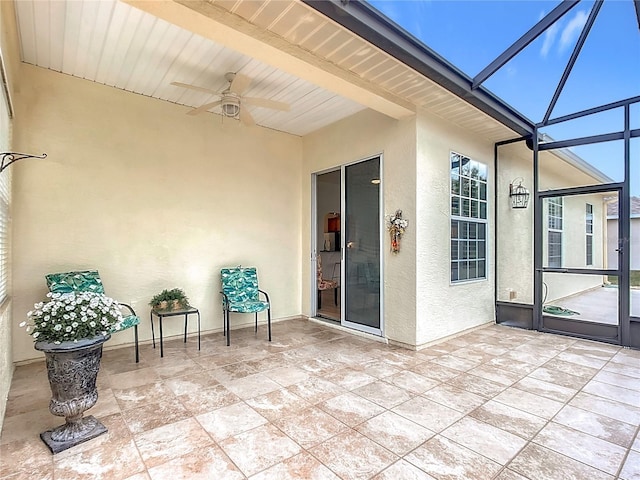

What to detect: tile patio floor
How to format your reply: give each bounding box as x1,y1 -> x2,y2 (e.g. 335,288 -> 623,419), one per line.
1,318 -> 639,479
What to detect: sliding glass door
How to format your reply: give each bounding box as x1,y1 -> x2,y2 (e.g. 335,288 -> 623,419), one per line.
342,157 -> 382,334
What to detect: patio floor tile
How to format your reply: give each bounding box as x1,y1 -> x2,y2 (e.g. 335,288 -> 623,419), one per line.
404,435 -> 502,480
507,443 -> 614,480
355,410 -> 435,455
309,429 -> 398,480
218,424 -> 301,477
147,445 -> 244,480
532,422 -> 627,475
371,459 -> 437,479
2,318 -> 638,479
272,406 -> 347,449
440,416 -> 527,465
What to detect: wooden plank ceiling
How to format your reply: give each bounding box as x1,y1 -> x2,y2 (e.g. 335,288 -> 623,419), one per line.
15,0 -> 515,140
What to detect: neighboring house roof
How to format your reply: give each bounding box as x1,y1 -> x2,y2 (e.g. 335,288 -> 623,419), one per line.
607,196 -> 640,218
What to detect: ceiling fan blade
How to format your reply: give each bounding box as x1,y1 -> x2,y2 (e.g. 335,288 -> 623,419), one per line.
239,107 -> 255,126
229,73 -> 251,95
171,81 -> 219,95
187,100 -> 223,116
242,97 -> 290,112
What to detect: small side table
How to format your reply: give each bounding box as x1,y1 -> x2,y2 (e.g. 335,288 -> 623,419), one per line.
150,306 -> 201,358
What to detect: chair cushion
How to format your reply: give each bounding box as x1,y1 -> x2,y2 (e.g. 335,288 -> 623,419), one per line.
318,279 -> 337,290
117,315 -> 140,331
221,267 -> 260,303
228,300 -> 269,314
46,270 -> 105,294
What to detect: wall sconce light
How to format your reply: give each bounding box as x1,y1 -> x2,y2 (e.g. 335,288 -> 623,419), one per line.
509,177 -> 530,209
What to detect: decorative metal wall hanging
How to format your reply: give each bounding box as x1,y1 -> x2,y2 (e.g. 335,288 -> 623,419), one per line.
0,152 -> 47,174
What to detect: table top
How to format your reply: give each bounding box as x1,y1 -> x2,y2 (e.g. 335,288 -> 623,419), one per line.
151,306 -> 199,316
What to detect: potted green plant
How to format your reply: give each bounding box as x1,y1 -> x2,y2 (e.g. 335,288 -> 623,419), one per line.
20,291 -> 125,453
149,288 -> 190,311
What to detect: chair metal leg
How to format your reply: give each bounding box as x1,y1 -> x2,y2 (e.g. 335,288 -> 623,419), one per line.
334,287 -> 338,306
226,310 -> 230,346
134,324 -> 139,363
255,313 -> 258,333
267,307 -> 271,342
318,290 -> 322,309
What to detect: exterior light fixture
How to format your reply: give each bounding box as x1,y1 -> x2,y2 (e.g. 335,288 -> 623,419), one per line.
509,177 -> 530,209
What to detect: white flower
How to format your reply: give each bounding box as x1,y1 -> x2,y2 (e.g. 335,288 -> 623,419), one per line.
22,291 -> 123,343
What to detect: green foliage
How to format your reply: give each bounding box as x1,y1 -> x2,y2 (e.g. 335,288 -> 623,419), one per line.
149,288 -> 190,310
608,271 -> 640,287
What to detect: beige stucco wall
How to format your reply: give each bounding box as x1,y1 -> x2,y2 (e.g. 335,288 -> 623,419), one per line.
496,142 -> 534,303
415,109 -> 495,346
302,109 -> 417,347
11,64 -> 303,363
496,142 -> 607,306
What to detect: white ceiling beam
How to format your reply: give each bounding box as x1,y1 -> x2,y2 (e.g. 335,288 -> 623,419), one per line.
122,0 -> 415,120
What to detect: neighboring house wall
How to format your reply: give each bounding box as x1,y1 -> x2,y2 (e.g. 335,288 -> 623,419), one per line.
303,109 -> 418,347
608,217 -> 640,270
542,194 -> 606,302
11,64 -> 303,363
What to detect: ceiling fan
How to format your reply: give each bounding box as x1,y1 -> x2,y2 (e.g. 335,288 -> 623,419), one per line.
171,72 -> 290,126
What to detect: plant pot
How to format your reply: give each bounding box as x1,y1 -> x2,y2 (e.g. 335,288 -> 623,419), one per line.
156,300 -> 183,311
34,334 -> 110,454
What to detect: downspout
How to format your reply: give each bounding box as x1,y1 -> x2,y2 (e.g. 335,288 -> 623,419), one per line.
494,136 -> 530,321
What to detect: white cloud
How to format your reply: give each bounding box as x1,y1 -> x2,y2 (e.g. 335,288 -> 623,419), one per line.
540,21 -> 559,58
559,10 -> 588,53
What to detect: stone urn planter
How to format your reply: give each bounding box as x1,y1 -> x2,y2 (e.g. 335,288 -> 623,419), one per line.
35,334 -> 110,453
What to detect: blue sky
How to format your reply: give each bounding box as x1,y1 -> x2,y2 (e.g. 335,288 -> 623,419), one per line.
367,0 -> 639,193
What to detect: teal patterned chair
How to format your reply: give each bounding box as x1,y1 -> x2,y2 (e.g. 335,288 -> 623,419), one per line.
45,270 -> 140,362
220,267 -> 271,346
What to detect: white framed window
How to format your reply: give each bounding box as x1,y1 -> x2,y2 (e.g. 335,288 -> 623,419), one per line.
586,203 -> 593,266
547,197 -> 563,268
450,152 -> 487,282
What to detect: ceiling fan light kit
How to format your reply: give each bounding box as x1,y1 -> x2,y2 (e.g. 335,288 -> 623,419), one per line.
171,72 -> 290,126
221,95 -> 240,118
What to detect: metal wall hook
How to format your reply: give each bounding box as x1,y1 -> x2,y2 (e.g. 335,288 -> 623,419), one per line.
0,152 -> 47,174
